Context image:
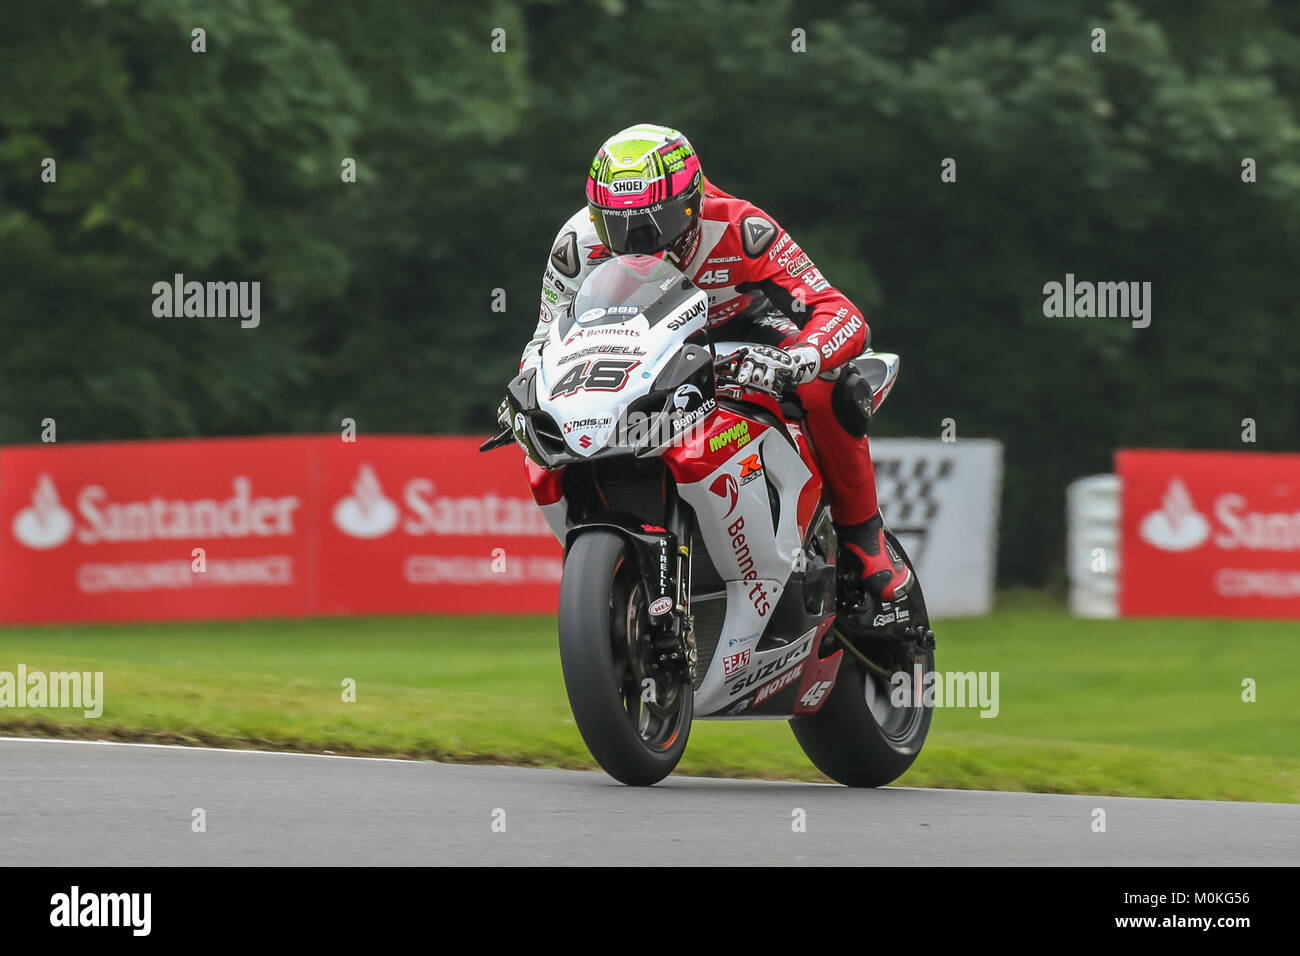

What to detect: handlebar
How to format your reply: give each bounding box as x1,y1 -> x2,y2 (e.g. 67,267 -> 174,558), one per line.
712,347 -> 749,388
713,346 -> 795,401
479,428 -> 514,453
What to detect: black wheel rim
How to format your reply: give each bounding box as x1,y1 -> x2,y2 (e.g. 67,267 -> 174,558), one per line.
610,560 -> 689,752
861,644 -> 931,749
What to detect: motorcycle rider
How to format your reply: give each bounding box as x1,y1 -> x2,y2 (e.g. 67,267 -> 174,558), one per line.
518,124 -> 912,601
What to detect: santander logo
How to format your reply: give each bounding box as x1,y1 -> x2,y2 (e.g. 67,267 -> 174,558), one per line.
10,474 -> 301,549
332,464 -> 400,538
1139,477 -> 1300,553
331,465 -> 552,539
1139,478 -> 1210,552
11,474 -> 75,549
8,466 -> 553,548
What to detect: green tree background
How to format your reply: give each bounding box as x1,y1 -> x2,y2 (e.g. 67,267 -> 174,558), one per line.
2,0 -> 1297,585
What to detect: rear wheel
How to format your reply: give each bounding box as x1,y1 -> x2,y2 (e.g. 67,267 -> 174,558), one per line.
558,530 -> 692,786
789,533 -> 934,787
789,644 -> 934,787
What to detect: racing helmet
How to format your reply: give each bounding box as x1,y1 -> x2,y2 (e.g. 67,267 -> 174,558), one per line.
585,124 -> 703,265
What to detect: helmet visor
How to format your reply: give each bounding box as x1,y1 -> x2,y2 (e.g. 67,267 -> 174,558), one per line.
589,186 -> 700,256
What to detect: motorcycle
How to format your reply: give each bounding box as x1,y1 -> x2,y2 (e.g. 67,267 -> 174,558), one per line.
482,254 -> 935,786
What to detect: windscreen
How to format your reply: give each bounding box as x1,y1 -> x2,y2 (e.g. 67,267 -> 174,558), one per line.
559,254 -> 697,339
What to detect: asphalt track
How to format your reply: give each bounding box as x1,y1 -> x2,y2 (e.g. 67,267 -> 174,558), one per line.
2,737 -> 1295,865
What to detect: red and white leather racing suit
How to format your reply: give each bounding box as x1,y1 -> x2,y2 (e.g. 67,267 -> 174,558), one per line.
520,177 -> 880,526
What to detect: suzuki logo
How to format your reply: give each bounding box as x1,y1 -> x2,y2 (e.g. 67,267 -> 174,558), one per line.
1139,478 -> 1210,552
817,314 -> 863,359
579,435 -> 593,449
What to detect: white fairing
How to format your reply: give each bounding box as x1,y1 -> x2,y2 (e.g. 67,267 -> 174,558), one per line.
675,426 -> 814,715
863,351 -> 900,411
537,499 -> 568,543
537,259 -> 709,457
533,256 -> 850,717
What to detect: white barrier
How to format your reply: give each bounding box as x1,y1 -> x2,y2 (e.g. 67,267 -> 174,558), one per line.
872,439 -> 1003,618
1066,474 -> 1120,618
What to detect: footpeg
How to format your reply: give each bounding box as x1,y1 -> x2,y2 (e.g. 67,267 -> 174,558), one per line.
903,625 -> 936,651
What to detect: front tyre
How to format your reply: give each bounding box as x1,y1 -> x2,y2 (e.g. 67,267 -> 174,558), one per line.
558,530 -> 692,786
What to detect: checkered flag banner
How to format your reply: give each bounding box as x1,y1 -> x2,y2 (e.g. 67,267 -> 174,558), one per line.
873,454 -> 956,566
866,439 -> 1003,617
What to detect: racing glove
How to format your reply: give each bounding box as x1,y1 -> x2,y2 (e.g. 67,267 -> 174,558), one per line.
732,344 -> 821,398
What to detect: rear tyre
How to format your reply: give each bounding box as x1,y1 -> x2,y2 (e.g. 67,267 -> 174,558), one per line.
558,530 -> 692,786
789,533 -> 934,787
789,646 -> 934,787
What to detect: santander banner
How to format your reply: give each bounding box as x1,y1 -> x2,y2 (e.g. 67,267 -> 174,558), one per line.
0,436 -> 560,623
1118,449 -> 1300,618
315,438 -> 560,616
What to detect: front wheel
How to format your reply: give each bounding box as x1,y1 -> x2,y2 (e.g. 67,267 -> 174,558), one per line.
558,530 -> 692,786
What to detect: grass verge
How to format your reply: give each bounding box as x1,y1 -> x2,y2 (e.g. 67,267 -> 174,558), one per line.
1,600 -> 1295,801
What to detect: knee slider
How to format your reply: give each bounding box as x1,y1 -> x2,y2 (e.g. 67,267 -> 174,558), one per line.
830,362 -> 874,437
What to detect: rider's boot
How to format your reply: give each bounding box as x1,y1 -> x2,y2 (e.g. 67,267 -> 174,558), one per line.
838,510 -> 913,602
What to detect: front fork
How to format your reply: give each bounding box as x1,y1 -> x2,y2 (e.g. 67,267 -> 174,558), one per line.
562,488 -> 697,683
636,488 -> 697,684
662,490 -> 697,684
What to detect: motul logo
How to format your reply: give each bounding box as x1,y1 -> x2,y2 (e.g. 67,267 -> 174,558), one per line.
753,663 -> 803,705
11,474 -> 300,549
